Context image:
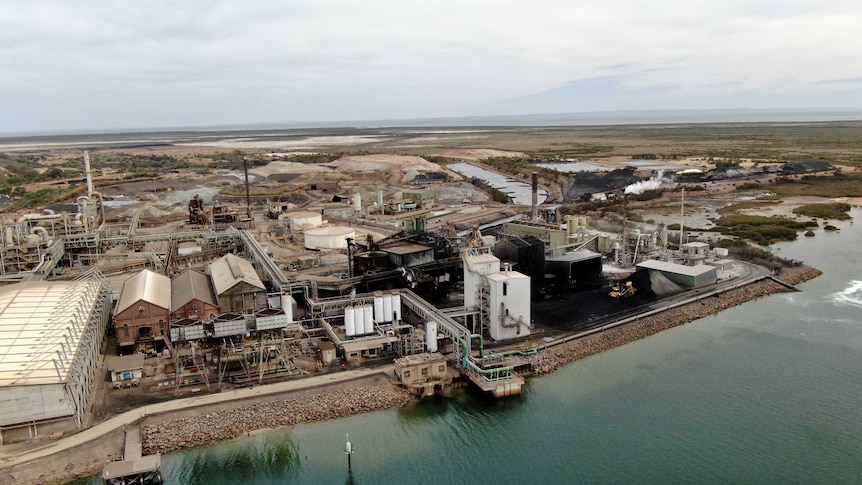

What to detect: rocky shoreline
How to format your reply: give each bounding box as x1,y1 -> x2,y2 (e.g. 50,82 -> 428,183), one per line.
143,384 -> 416,454
527,264 -> 823,375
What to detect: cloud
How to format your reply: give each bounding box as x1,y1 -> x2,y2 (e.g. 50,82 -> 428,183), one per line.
1,0 -> 862,132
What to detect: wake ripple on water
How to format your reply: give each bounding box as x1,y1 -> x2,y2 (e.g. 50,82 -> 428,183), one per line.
830,280 -> 862,309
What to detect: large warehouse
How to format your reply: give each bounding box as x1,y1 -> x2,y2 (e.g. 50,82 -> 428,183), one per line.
636,259 -> 717,289
0,269 -> 111,444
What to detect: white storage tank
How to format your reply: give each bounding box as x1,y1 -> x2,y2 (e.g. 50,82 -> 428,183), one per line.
382,294 -> 393,323
373,292 -> 385,322
345,306 -> 356,338
426,321 -> 438,352
304,226 -> 355,250
363,305 -> 374,334
391,291 -> 401,322
287,210 -> 323,230
354,303 -> 365,335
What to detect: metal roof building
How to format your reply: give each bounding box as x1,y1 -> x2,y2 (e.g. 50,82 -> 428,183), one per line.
0,269 -> 110,444
209,253 -> 268,313
113,269 -> 171,347
636,259 -> 717,289
171,269 -> 219,321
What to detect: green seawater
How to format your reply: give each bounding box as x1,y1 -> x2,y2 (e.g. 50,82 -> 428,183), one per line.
77,212 -> 862,484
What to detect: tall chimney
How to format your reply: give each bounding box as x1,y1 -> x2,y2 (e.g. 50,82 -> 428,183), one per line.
84,151 -> 94,196
243,159 -> 251,219
531,172 -> 538,221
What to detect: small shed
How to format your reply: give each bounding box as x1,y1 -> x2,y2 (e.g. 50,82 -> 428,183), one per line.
382,244 -> 435,267
318,341 -> 337,365
108,354 -> 145,383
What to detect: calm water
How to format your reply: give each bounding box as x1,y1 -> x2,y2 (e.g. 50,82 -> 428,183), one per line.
449,162 -> 548,205
78,213 -> 862,484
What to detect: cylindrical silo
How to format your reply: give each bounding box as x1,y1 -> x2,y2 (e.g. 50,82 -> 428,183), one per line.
345,306 -> 356,338
391,291 -> 401,322
373,291 -> 385,322
426,321 -> 438,352
363,305 -> 374,334
353,193 -> 361,212
382,294 -> 393,323
354,304 -> 365,335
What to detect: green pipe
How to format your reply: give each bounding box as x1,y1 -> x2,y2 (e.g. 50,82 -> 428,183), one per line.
470,334 -> 484,358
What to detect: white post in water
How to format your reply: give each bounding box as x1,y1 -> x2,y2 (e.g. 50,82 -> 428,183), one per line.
344,433 -> 354,473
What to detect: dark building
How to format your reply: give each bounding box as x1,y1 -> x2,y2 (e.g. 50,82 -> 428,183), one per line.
494,235 -> 545,299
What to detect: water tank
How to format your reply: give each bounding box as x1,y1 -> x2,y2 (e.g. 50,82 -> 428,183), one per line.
391,291 -> 401,322
373,292 -> 385,322
304,226 -> 354,250
363,305 -> 374,334
426,321 -> 438,352
382,294 -> 393,323
354,304 -> 365,335
287,211 -> 323,230
345,306 -> 356,338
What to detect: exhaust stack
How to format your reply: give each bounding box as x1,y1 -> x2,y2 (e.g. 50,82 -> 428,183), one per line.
531,172 -> 538,221
84,151 -> 94,196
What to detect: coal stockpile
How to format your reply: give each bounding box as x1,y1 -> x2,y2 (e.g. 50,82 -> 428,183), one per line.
533,269 -> 684,331
566,169 -> 641,199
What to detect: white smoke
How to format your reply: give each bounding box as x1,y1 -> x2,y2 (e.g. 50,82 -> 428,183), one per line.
624,170 -> 665,195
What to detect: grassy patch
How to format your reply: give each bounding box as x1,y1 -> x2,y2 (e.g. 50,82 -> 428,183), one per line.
714,214 -> 816,245
792,202 -> 852,220
771,173 -> 862,197
717,199 -> 781,215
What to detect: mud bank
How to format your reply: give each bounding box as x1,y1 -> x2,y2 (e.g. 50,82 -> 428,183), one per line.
527,264 -> 822,375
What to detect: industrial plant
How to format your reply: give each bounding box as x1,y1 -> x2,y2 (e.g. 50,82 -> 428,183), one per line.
0,151 -> 753,484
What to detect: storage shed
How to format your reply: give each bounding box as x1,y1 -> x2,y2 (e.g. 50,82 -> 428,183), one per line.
170,269 -> 219,322
636,259 -> 717,289
113,269 -> 171,347
209,253 -> 268,313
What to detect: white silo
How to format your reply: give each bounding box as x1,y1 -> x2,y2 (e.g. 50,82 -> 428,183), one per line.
391,291 -> 402,322
373,292 -> 385,322
363,305 -> 374,334
353,193 -> 361,212
354,304 -> 365,335
426,321 -> 438,352
345,306 -> 356,338
382,294 -> 393,323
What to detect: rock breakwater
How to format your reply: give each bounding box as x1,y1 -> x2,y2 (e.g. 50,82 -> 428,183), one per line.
528,264 -> 822,375
143,384 -> 415,454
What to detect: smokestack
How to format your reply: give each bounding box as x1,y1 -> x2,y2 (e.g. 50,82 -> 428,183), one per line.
531,172 -> 538,221
243,159 -> 251,220
680,187 -> 685,245
84,151 -> 94,196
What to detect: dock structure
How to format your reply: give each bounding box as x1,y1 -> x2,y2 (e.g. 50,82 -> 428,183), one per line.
101,424 -> 162,485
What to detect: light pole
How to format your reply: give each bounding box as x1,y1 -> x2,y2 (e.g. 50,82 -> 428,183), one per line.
344,433 -> 354,473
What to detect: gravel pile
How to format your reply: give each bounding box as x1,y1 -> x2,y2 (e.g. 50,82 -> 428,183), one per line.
143,384 -> 415,454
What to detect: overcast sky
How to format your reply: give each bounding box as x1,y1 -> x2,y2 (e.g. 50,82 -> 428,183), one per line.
2,0 -> 861,133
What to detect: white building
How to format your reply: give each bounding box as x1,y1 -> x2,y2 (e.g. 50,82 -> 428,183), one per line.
463,247 -> 531,341
0,269 -> 111,444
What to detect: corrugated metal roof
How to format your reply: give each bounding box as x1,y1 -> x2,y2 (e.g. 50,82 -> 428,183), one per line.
171,269 -> 218,312
113,269 -> 171,315
209,253 -> 265,296
547,250 -> 601,263
637,259 -> 717,277
0,279 -> 104,386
